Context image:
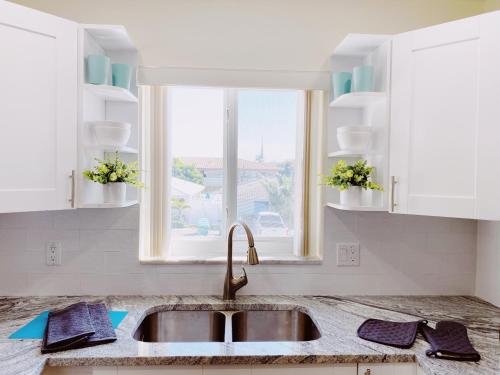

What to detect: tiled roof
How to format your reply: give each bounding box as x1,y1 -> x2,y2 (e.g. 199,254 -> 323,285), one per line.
179,157 -> 280,171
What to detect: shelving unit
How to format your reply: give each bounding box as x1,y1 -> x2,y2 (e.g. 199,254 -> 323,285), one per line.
80,200 -> 138,209
326,34 -> 392,211
85,145 -> 138,154
84,83 -> 138,102
329,92 -> 386,108
328,150 -> 376,158
77,25 -> 140,208
326,203 -> 386,211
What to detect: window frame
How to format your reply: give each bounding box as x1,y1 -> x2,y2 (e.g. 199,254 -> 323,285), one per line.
139,86 -> 325,263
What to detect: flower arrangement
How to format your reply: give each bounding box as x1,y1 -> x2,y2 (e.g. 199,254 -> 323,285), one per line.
322,159 -> 383,191
83,152 -> 143,188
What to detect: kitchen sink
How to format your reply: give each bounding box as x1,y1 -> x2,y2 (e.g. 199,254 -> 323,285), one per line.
133,310 -> 226,342
231,310 -> 321,342
133,307 -> 321,343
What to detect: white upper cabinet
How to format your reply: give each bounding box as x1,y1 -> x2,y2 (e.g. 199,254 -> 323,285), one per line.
0,2 -> 78,213
389,12 -> 500,220
476,12 -> 500,220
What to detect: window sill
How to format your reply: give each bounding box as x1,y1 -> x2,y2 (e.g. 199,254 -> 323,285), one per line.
140,255 -> 322,265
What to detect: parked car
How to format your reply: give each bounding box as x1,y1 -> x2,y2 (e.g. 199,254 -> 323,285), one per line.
254,212 -> 288,236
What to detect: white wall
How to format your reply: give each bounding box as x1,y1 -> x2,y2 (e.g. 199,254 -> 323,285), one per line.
10,0 -> 487,71
475,221 -> 500,306
0,207 -> 476,296
0,0 -> 485,296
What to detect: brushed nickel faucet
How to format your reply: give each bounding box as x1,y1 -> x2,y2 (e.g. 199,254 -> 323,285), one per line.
223,222 -> 259,301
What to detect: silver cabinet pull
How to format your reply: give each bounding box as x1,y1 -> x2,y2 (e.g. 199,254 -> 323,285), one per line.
68,170 -> 75,208
390,175 -> 398,212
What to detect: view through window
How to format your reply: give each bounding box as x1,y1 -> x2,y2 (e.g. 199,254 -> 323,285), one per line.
167,86 -> 305,258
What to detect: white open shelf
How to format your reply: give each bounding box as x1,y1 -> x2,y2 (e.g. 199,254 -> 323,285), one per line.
326,202 -> 386,212
328,150 -> 365,158
78,25 -> 140,209
85,145 -> 138,154
80,200 -> 138,209
333,34 -> 392,57
83,24 -> 136,51
85,84 -> 138,102
330,92 -> 386,108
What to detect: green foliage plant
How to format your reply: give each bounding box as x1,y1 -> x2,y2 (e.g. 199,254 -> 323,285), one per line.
172,158 -> 204,184
83,151 -> 144,188
322,159 -> 383,192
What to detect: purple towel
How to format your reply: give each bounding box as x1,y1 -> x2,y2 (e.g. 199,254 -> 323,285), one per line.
85,303 -> 117,346
41,302 -> 116,354
42,302 -> 95,353
421,321 -> 481,362
357,319 -> 427,348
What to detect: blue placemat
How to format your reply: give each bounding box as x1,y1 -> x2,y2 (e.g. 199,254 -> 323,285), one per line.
9,310 -> 128,339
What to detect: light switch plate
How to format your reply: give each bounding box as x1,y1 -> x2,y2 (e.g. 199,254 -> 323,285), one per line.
46,242 -> 62,266
336,243 -> 360,266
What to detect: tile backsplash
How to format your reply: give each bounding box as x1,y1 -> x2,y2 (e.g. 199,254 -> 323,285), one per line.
0,207 -> 476,296
475,221 -> 500,306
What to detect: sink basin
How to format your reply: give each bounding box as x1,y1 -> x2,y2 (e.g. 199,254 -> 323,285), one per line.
133,310 -> 226,342
133,307 -> 321,343
231,309 -> 321,342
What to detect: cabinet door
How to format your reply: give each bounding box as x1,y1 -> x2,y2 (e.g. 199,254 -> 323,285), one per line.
0,1 -> 77,213
476,12 -> 500,220
358,363 -> 416,375
389,17 -> 480,218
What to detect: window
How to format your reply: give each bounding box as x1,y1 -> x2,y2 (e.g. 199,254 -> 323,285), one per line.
140,86 -> 325,262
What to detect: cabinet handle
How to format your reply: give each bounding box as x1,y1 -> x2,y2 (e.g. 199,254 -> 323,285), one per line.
68,170 -> 75,208
390,175 -> 398,212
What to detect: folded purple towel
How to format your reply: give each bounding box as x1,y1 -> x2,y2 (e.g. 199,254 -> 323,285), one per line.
85,303 -> 117,346
357,319 -> 427,348
41,302 -> 116,354
42,302 -> 94,353
421,321 -> 481,362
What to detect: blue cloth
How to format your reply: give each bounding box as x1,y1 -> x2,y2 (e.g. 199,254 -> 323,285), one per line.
9,310 -> 127,339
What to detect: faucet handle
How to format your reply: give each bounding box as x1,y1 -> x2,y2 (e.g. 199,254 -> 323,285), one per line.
232,267 -> 248,291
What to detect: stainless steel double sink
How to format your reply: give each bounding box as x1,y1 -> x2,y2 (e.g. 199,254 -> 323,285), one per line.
133,308 -> 321,343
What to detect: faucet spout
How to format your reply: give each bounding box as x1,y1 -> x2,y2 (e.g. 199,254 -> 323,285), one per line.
223,222 -> 259,301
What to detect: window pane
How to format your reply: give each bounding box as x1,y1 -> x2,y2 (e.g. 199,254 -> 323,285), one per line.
168,87 -> 224,240
237,89 -> 303,243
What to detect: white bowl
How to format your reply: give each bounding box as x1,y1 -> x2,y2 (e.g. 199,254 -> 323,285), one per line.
91,121 -> 131,147
337,126 -> 371,151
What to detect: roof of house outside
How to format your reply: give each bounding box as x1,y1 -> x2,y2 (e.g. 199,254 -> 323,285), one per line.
179,157 -> 280,172
172,177 -> 205,197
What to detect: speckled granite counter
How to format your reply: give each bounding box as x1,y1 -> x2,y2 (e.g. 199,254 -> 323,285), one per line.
0,296 -> 498,375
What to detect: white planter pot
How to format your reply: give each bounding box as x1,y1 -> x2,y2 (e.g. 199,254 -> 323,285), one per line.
103,182 -> 126,203
340,186 -> 362,206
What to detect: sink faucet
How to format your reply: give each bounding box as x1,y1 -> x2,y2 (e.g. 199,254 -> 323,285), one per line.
223,222 -> 259,301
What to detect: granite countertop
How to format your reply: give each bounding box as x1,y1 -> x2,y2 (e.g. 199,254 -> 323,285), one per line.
0,295 -> 498,375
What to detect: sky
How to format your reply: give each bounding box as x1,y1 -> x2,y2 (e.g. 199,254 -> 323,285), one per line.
169,86 -> 302,163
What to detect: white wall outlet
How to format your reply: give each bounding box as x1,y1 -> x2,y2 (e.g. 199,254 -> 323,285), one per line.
46,242 -> 62,266
336,243 -> 360,266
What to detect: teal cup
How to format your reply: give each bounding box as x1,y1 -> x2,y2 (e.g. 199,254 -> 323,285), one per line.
332,72 -> 352,99
86,55 -> 110,85
352,65 -> 374,92
112,63 -> 132,90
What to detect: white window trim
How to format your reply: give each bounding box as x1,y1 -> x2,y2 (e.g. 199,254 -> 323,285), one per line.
139,86 -> 327,264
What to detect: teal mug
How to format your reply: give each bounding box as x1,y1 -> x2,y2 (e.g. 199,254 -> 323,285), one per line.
86,55 -> 110,85
112,63 -> 132,90
352,65 -> 374,92
332,72 -> 352,99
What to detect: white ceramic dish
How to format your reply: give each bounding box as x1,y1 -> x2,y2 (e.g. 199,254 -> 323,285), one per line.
91,121 -> 131,147
337,125 -> 371,151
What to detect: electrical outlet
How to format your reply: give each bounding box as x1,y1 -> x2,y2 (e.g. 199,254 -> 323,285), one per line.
336,243 -> 360,266
46,242 -> 62,266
